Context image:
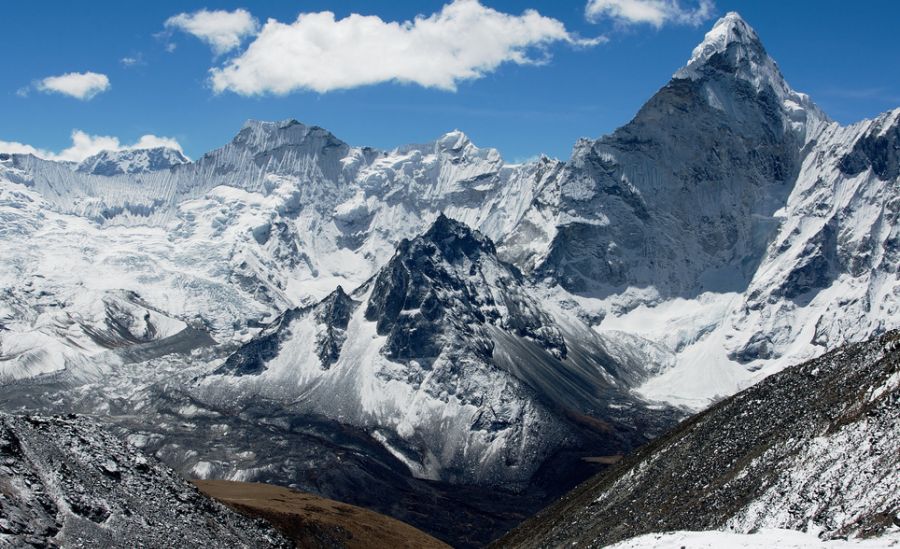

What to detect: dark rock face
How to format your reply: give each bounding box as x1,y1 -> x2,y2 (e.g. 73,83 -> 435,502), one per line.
216,313 -> 295,376
840,118 -> 900,181
497,331 -> 900,548
218,286 -> 359,376
727,331 -> 774,363
0,413 -> 289,548
538,223 -> 631,292
365,214 -> 566,366
313,287 -> 356,369
771,218 -> 838,301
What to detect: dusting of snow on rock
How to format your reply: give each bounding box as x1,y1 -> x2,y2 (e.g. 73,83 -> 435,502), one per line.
0,413 -> 289,547
607,529 -> 900,549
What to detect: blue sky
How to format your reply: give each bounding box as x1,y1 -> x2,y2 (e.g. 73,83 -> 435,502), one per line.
2,1 -> 899,163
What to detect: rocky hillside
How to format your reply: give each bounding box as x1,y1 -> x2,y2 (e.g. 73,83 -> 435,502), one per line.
496,330 -> 900,548
0,413 -> 288,548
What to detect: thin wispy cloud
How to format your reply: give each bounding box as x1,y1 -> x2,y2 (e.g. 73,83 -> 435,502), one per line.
0,131 -> 184,163
35,71 -> 110,100
585,0 -> 715,27
206,0 -> 604,96
165,9 -> 259,55
120,54 -> 145,68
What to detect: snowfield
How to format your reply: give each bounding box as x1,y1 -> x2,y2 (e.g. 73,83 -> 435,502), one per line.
608,529 -> 900,549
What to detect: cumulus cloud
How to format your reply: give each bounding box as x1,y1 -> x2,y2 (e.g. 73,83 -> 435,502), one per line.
0,131 -> 184,163
36,71 -> 111,100
165,8 -> 259,54
132,134 -> 183,151
210,0 -> 603,95
585,0 -> 715,27
0,140 -> 44,157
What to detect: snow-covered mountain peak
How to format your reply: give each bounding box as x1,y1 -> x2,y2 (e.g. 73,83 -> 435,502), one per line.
674,11 -> 827,137
682,12 -> 762,68
436,130 -> 472,151
76,146 -> 188,176
395,129 -> 503,167
229,118 -> 349,156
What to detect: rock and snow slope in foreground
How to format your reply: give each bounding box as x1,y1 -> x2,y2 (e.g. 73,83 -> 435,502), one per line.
495,331 -> 900,548
606,529 -> 900,549
0,413 -> 288,547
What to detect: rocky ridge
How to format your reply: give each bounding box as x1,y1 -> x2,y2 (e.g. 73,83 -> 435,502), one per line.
0,413 -> 289,548
495,330 -> 900,548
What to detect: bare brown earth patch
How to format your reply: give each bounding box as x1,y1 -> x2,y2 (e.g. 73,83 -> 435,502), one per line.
193,479 -> 450,549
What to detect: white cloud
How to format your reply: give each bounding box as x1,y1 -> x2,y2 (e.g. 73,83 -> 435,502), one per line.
36,71 -> 111,100
0,131 -> 184,163
120,54 -> 145,67
210,0 -> 603,95
0,140 -> 44,157
585,0 -> 715,27
131,134 -> 183,151
165,8 -> 259,54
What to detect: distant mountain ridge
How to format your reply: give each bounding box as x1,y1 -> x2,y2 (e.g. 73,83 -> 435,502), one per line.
76,147 -> 189,176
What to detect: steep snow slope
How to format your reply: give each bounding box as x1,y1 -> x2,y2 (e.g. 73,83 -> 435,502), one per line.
0,413 -> 289,547
198,216 -> 676,485
495,330 -> 900,548
76,147 -> 189,176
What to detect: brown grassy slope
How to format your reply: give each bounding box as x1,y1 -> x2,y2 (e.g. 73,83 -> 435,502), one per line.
193,480 -> 450,549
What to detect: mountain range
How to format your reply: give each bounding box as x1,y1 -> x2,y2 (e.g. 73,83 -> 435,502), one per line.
0,11 -> 897,547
